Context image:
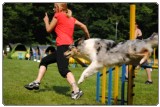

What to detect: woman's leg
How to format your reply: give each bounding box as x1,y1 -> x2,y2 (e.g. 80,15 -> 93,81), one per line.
143,61 -> 153,84
35,65 -> 47,82
145,68 -> 152,82
35,53 -> 57,82
66,72 -> 79,93
56,46 -> 80,93
24,52 -> 57,90
125,65 -> 128,78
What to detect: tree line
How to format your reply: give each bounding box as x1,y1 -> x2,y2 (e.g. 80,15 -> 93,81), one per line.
3,3 -> 158,47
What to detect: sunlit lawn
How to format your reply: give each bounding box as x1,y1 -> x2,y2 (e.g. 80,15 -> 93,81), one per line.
3,58 -> 158,105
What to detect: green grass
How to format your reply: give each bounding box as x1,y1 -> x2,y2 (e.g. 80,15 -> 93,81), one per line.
3,58 -> 158,105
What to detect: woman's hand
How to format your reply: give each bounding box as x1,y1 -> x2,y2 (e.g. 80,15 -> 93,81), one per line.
43,12 -> 49,23
43,12 -> 57,33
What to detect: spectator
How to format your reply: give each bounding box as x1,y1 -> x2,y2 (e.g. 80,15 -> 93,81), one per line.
125,22 -> 153,84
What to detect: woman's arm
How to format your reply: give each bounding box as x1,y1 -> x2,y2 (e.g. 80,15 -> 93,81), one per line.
75,20 -> 90,39
43,13 -> 57,33
137,29 -> 142,36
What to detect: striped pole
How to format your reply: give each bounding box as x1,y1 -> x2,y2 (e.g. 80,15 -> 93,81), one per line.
127,4 -> 136,105
96,72 -> 101,102
129,4 -> 136,40
121,64 -> 126,104
107,68 -> 113,105
153,48 -> 156,66
113,66 -> 119,104
101,67 -> 107,104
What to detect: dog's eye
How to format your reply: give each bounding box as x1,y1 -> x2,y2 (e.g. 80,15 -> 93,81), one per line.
69,45 -> 75,50
69,45 -> 73,49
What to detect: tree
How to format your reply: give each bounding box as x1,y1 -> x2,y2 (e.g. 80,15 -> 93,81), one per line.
3,3 -> 34,45
3,3 -> 158,46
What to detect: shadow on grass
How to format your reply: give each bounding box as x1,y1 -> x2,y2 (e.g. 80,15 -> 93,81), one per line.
52,85 -> 70,97
35,85 -> 70,97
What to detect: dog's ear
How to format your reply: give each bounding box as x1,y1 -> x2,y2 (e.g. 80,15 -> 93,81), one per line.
74,37 -> 85,47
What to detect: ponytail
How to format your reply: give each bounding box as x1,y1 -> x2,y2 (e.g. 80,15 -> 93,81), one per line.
66,9 -> 72,18
55,3 -> 72,18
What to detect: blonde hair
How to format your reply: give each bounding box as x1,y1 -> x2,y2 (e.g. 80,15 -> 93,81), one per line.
54,3 -> 72,18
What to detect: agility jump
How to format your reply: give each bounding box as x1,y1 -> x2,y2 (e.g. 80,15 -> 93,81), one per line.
64,4 -> 158,105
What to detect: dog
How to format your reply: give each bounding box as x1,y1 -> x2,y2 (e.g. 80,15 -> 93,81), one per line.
64,32 -> 158,84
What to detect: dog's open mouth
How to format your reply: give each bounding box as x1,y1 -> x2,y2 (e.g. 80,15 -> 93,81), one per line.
64,51 -> 73,58
64,46 -> 79,58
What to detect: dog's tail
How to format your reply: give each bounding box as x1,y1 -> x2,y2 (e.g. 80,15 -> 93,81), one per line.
145,32 -> 158,48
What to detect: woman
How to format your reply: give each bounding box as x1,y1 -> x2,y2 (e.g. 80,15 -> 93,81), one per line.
135,23 -> 153,84
24,3 -> 90,100
125,22 -> 153,84
134,23 -> 142,39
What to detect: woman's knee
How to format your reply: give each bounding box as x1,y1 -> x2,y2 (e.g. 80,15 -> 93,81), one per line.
39,58 -> 48,68
59,69 -> 70,78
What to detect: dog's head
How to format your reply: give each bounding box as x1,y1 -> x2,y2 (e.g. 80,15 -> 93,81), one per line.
64,45 -> 78,58
64,38 -> 85,58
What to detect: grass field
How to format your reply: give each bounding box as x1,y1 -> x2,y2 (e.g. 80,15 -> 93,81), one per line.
3,58 -> 159,105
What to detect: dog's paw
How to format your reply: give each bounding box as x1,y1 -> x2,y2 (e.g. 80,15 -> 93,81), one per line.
78,77 -> 84,84
77,80 -> 82,84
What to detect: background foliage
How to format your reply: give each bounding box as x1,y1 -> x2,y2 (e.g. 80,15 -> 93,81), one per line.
3,3 -> 158,46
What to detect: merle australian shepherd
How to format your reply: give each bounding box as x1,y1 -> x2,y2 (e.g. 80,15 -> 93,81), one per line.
64,33 -> 158,84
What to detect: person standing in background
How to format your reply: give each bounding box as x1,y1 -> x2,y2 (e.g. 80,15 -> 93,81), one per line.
125,22 -> 153,84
